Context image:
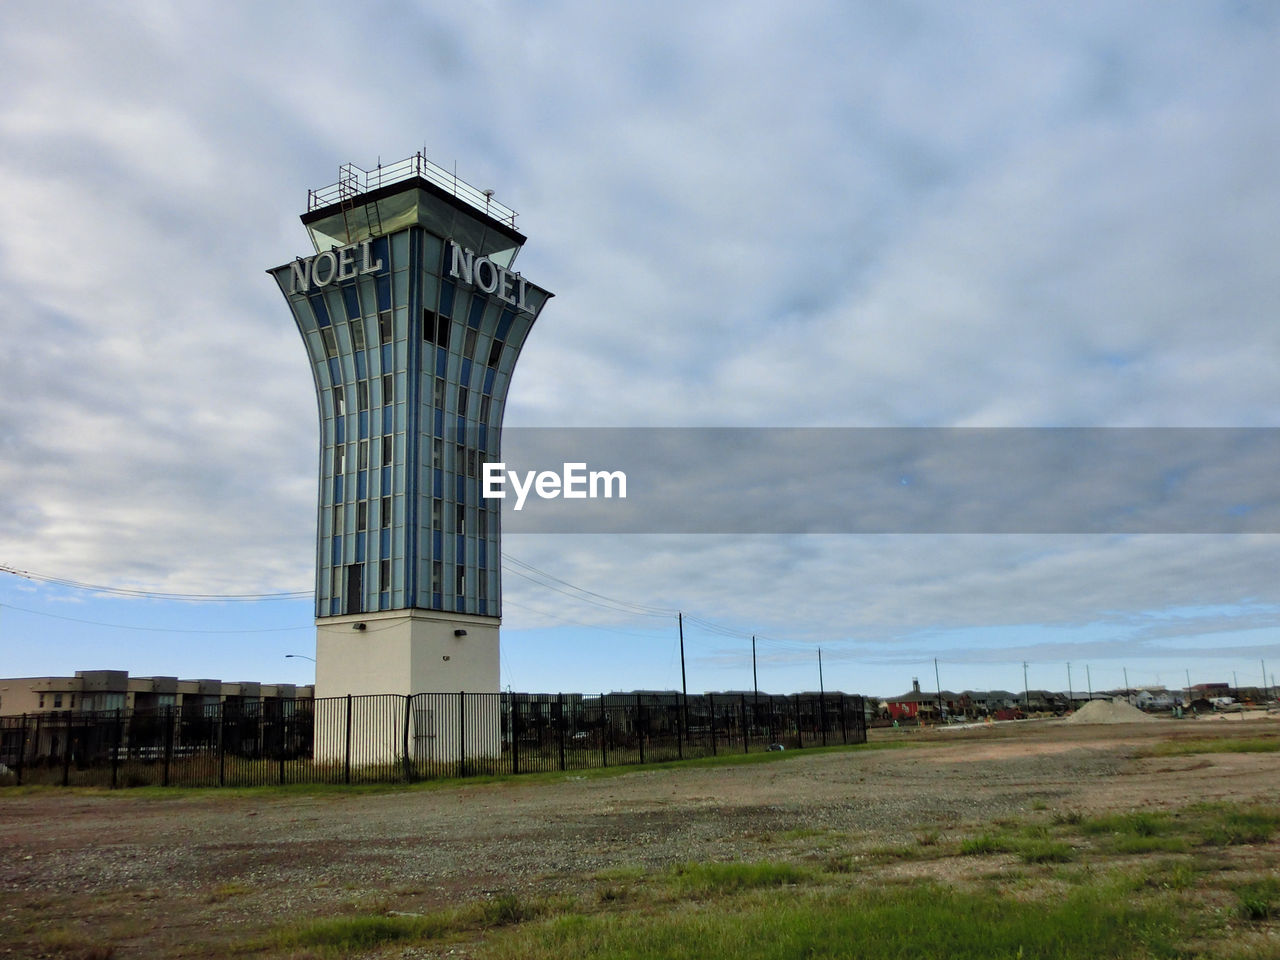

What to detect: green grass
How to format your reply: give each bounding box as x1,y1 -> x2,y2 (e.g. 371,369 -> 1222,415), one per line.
1235,878 -> 1280,921
959,832 -> 1013,855
1142,736 -> 1280,757
667,861 -> 813,895
480,883 -> 1188,960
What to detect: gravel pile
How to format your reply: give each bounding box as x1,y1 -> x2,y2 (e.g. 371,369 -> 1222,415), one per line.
1067,698 -> 1159,724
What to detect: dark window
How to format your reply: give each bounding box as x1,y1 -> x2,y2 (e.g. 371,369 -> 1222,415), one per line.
467,449 -> 477,478
333,386 -> 346,417
423,308 -> 438,343
382,435 -> 393,466
358,440 -> 369,470
380,558 -> 391,593
357,501 -> 368,530
321,327 -> 339,358
455,503 -> 465,534
435,313 -> 451,349
480,395 -> 491,422
379,312 -> 393,344
458,386 -> 469,417
464,328 -> 477,357
487,339 -> 503,367
478,508 -> 487,538
432,560 -> 442,591
456,565 -> 466,595
357,381 -> 369,410
345,564 -> 363,615
382,496 -> 391,527
351,318 -> 366,350
432,498 -> 443,530
382,373 -> 393,404
334,445 -> 345,475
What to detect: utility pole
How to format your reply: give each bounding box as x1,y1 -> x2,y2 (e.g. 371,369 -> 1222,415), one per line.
1066,662 -> 1073,710
1185,668 -> 1191,707
752,635 -> 758,705
1123,667 -> 1130,705
817,647 -> 825,695
1233,670 -> 1239,702
678,612 -> 688,733
1022,661 -> 1029,711
1263,660 -> 1270,701
1086,664 -> 1092,699
934,657 -> 943,724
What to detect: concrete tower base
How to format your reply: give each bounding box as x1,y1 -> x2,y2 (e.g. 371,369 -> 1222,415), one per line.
315,609 -> 500,699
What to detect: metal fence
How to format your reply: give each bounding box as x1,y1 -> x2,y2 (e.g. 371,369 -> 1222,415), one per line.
0,692 -> 866,789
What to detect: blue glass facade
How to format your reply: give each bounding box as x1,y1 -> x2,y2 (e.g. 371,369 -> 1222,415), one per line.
270,177 -> 551,622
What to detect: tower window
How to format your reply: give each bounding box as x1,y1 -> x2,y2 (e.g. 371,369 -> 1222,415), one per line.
382,435 -> 393,466
382,373 -> 393,404
380,558 -> 391,593
321,327 -> 339,358
334,445 -> 345,475
333,386 -> 345,417
357,502 -> 368,530
379,312 -> 393,344
456,565 -> 465,595
357,381 -> 369,411
382,496 -> 392,528
351,318 -> 366,350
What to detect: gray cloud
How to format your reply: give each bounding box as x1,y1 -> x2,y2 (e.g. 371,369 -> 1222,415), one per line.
0,2 -> 1276,675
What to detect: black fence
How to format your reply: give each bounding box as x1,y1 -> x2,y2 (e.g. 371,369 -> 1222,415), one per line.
0,692 -> 866,788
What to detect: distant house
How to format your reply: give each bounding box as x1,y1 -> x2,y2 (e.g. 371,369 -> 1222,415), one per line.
884,680 -> 961,721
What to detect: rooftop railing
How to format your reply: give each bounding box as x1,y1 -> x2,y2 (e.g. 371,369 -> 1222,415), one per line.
307,152 -> 518,229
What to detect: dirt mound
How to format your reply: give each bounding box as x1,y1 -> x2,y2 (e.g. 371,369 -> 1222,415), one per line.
1067,698 -> 1160,724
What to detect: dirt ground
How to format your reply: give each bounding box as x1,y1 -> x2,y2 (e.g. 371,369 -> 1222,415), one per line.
1,716 -> 1277,958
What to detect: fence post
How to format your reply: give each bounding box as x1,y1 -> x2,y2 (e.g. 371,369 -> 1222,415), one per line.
676,696 -> 683,760
636,694 -> 644,765
793,695 -> 802,749
741,695 -> 749,754
277,701 -> 285,785
820,690 -> 827,747
511,696 -> 520,775
15,715 -> 27,786
709,695 -> 717,756
558,693 -> 566,771
599,694 -> 608,768
839,696 -> 848,744
218,703 -> 227,787
111,709 -> 122,789
402,695 -> 413,783
344,694 -> 352,785
162,706 -> 174,787
458,692 -> 466,779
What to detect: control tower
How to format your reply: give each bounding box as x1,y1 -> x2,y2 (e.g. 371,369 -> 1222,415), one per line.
268,154 -> 552,701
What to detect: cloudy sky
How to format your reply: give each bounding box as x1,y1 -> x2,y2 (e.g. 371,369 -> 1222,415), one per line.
1,1 -> 1277,698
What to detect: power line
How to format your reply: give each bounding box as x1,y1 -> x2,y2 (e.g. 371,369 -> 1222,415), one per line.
0,601 -> 311,634
0,564 -> 312,602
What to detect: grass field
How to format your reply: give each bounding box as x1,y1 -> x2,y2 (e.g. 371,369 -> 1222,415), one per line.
7,720 -> 1279,959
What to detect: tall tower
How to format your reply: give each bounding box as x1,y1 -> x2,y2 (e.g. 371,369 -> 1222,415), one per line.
269,155 -> 552,700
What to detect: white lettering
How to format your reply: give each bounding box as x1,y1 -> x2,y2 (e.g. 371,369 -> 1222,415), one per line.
336,244 -> 358,281
534,470 -> 561,499
562,462 -> 587,498
590,469 -> 627,499
449,243 -> 474,285
516,275 -> 530,313
480,463 -> 627,511
359,239 -> 383,274
474,257 -> 500,294
498,268 -> 516,304
482,462 -> 506,499
312,250 -> 338,287
509,468 -> 537,512
289,259 -> 310,294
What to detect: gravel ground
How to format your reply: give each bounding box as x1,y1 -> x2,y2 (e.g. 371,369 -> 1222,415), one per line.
1,717 -> 1276,958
